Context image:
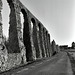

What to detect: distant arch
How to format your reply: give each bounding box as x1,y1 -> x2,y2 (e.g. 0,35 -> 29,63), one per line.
21,9 -> 33,61
31,18 -> 41,58
38,23 -> 45,57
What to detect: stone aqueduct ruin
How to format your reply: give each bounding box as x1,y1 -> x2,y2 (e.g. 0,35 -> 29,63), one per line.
0,0 -> 60,71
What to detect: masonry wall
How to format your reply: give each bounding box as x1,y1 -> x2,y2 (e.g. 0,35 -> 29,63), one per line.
0,0 -> 59,72
6,53 -> 22,69
0,53 -> 22,72
7,0 -> 52,60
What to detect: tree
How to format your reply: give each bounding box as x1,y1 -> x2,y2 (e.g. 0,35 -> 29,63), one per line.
72,42 -> 75,49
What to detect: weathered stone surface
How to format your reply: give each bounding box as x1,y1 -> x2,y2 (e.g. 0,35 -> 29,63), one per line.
43,28 -> 46,57
51,40 -> 57,55
36,22 -> 42,58
19,40 -> 26,64
46,31 -> 50,57
38,23 -> 45,57
6,53 -> 21,70
0,47 -> 8,72
7,0 -> 20,53
7,0 -> 44,61
43,28 -> 49,57
0,0 -> 55,72
7,0 -> 31,62
48,34 -> 52,57
46,33 -> 50,57
32,19 -> 42,59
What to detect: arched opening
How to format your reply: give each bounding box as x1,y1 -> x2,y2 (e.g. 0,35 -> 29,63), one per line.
31,18 -> 40,58
2,0 -> 10,41
2,0 -> 10,52
20,12 -> 24,40
31,20 -> 33,34
46,31 -> 49,57
21,9 -> 34,61
38,24 -> 41,41
37,26 -> 39,31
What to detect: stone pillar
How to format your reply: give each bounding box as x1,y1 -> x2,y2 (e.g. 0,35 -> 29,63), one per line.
45,31 -> 49,57
7,0 -> 37,62
43,28 -> 46,57
7,0 -> 27,63
32,20 -> 43,59
44,29 -> 49,57
7,0 -> 20,53
38,24 -> 45,57
43,28 -> 49,57
46,32 -> 50,57
29,18 -> 36,60
48,33 -> 52,57
37,23 -> 42,58
35,22 -> 42,58
15,9 -> 27,64
23,15 -> 36,61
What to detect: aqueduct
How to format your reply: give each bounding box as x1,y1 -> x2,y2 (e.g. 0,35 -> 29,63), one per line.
0,0 -> 60,71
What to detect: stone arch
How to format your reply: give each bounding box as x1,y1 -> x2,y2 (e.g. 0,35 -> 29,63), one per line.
48,33 -> 52,56
44,30 -> 48,57
19,9 -> 27,63
6,1 -> 27,63
31,18 -> 41,58
43,28 -> 46,57
20,9 -> 34,61
46,31 -> 49,57
38,23 -> 45,57
20,11 -> 24,40
20,9 -> 29,43
30,18 -> 36,59
7,0 -> 20,53
31,18 -> 34,33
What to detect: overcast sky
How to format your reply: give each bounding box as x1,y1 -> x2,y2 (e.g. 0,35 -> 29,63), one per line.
2,0 -> 75,46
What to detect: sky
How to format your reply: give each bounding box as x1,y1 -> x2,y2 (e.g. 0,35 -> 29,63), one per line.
1,0 -> 75,47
